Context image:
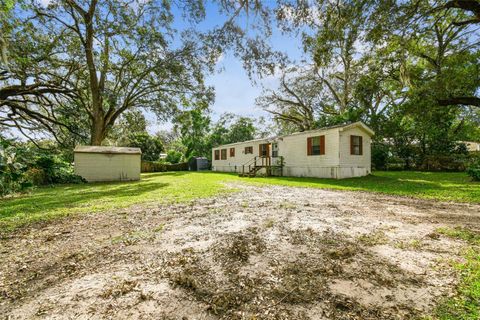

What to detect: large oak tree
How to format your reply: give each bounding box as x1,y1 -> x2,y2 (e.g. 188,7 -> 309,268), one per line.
1,0 -> 218,145
1,0 -> 277,146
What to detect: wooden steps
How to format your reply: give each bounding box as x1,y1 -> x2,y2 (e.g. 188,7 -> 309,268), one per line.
238,165 -> 264,177
238,156 -> 284,178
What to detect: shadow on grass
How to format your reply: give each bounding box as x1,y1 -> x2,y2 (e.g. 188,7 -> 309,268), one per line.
142,171 -> 192,177
0,170 -> 477,233
0,180 -> 170,220
244,171 -> 479,203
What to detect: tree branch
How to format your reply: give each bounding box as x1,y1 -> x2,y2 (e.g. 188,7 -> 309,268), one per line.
438,96 -> 480,107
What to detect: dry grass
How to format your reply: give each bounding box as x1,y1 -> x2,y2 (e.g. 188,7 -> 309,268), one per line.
159,227 -> 426,319
100,279 -> 138,299
357,230 -> 389,246
1,183 -> 478,319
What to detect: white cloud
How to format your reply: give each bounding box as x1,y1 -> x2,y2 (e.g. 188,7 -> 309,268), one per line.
215,52 -> 225,65
277,3 -> 323,25
38,0 -> 52,7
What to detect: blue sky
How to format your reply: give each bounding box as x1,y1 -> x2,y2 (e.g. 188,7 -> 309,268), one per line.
147,1 -> 307,133
7,0 -> 307,137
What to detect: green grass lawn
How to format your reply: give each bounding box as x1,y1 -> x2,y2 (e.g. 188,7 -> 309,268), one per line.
0,172 -> 236,233
248,170 -> 480,203
433,227 -> 480,320
0,171 -> 478,233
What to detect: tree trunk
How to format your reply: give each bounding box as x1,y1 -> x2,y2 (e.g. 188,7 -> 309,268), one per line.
90,116 -> 105,145
83,0 -> 105,146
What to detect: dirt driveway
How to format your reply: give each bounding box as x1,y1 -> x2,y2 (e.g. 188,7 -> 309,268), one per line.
1,183 -> 479,319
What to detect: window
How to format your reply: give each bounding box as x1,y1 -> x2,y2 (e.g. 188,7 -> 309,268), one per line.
245,146 -> 253,154
307,135 -> 325,156
221,149 -> 227,160
214,150 -> 220,160
272,143 -> 278,157
230,148 -> 235,157
350,135 -> 363,155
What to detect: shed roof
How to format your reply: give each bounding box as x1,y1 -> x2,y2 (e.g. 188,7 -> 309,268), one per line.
74,146 -> 142,154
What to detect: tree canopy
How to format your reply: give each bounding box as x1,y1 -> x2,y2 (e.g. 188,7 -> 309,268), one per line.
0,0 -> 278,146
1,0 -> 217,146
256,0 -> 480,168
1,0 -> 479,172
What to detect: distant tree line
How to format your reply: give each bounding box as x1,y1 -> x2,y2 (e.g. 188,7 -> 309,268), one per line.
1,0 -> 479,173
103,109 -> 264,163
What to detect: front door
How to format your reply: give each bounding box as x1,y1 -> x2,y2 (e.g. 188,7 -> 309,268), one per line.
259,143 -> 270,158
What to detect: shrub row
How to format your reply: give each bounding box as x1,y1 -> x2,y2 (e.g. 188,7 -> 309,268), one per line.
141,161 -> 189,173
1,140 -> 85,197
467,168 -> 480,181
373,142 -> 480,172
466,152 -> 480,181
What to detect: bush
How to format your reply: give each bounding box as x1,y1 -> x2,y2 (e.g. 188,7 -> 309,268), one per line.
467,155 -> 480,181
34,154 -> 85,184
0,138 -> 85,196
467,168 -> 480,181
141,161 -> 189,173
165,150 -> 183,164
24,168 -> 46,185
0,142 -> 33,196
467,151 -> 480,167
372,142 -> 390,170
126,132 -> 163,161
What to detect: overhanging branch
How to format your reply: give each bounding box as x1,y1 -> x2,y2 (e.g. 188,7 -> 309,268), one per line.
437,96 -> 480,107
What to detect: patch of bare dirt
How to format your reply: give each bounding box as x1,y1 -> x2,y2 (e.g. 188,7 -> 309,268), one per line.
1,183 -> 479,319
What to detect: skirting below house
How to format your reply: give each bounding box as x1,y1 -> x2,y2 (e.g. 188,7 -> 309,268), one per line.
212,165 -> 370,179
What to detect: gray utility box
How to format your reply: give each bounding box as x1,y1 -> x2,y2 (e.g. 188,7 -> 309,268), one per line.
189,157 -> 210,171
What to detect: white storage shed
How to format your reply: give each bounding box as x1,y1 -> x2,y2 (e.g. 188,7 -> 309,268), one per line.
74,146 -> 141,182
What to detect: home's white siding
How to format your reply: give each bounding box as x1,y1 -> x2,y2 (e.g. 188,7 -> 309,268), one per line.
279,128 -> 340,178
463,141 -> 480,152
211,122 -> 373,179
212,139 -> 269,173
338,126 -> 372,178
74,153 -> 141,182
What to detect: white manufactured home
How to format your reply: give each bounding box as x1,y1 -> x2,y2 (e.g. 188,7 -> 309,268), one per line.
211,122 -> 374,179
